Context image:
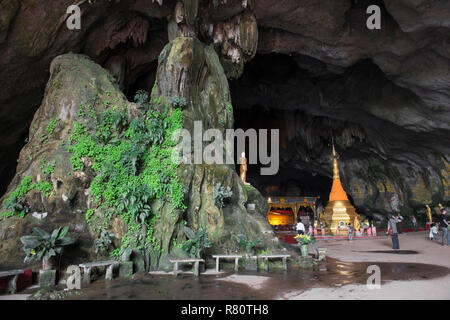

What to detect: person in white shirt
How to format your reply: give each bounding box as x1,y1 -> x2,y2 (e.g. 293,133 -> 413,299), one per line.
296,219 -> 305,235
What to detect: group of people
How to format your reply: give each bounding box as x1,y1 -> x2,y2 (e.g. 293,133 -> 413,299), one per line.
387,208 -> 449,250
295,218 -> 319,236
294,207 -> 449,251
429,209 -> 449,246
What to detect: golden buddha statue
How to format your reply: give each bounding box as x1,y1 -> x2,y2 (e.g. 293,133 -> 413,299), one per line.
239,152 -> 248,184
322,142 -> 361,235
426,204 -> 433,222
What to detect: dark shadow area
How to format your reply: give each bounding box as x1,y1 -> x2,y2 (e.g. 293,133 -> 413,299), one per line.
357,250 -> 419,255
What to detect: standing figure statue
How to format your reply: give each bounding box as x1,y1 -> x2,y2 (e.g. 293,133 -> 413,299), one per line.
425,204 -> 432,223
354,216 -> 361,232
239,152 -> 248,185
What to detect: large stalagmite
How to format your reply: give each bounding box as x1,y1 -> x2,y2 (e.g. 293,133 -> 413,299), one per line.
0,42 -> 281,270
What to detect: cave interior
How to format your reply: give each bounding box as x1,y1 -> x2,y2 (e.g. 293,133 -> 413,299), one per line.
0,0 -> 449,219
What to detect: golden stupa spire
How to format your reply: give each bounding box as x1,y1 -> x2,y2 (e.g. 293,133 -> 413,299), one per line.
329,137 -> 348,201
320,133 -> 361,235
332,139 -> 340,180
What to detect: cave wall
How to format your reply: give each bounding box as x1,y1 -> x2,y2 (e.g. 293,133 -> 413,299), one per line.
231,53 -> 449,221
0,0 -> 448,247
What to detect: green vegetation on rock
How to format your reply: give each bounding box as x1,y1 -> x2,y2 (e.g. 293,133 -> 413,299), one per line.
181,226 -> 211,258
65,90 -> 186,257
213,182 -> 233,208
1,175 -> 53,220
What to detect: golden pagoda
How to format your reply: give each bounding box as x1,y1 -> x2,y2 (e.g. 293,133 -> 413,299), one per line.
321,143 -> 361,235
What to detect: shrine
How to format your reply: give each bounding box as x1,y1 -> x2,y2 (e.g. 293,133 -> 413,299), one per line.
320,144 -> 361,235
267,196 -> 319,230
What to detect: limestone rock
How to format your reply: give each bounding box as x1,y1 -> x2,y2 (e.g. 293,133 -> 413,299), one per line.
0,53 -> 130,269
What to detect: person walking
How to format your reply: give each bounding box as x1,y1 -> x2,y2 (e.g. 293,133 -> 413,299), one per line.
438,209 -> 449,246
347,223 -> 354,241
411,215 -> 418,232
387,214 -> 400,250
430,223 -> 439,241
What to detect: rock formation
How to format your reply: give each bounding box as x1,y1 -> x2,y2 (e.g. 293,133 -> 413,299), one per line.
0,0 -> 449,267
0,42 -> 279,270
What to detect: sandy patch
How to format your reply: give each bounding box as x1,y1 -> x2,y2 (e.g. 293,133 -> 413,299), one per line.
216,274 -> 270,290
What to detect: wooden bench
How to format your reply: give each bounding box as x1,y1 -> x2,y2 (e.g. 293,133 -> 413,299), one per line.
212,255 -> 243,272
169,258 -> 204,277
258,254 -> 290,271
0,269 -> 24,294
79,260 -> 119,284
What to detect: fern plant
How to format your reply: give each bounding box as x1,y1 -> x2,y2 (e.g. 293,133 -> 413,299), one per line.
134,90 -> 150,107
95,229 -> 113,253
117,185 -> 153,224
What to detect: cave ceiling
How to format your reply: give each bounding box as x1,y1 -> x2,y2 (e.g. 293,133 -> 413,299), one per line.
0,0 -> 449,206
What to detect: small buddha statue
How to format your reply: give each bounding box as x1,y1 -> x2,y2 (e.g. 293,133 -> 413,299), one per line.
239,152 -> 249,185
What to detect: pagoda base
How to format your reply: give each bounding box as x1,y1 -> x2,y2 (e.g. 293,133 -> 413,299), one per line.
321,200 -> 361,235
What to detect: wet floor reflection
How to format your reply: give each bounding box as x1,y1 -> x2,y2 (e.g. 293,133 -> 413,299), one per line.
65,258 -> 449,300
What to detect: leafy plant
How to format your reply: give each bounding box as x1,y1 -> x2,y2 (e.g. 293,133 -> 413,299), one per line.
147,118 -> 165,145
213,182 -> 233,208
46,118 -> 62,136
40,159 -> 55,176
95,109 -> 128,144
20,226 -> 75,264
36,181 -> 53,197
167,96 -> 187,108
134,90 -> 149,107
117,185 -> 153,224
2,176 -> 36,218
2,196 -> 29,218
85,209 -> 94,224
181,227 -> 211,258
235,234 -> 262,256
119,144 -> 145,175
95,229 -> 113,253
